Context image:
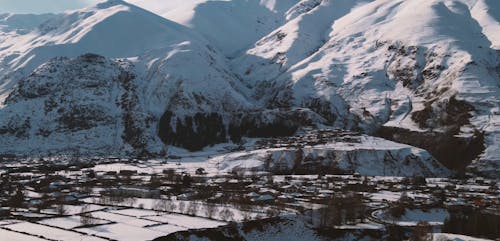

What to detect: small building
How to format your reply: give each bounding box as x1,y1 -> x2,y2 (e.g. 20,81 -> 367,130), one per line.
106,186 -> 161,198
251,194 -> 274,203
0,207 -> 10,216
281,184 -> 300,193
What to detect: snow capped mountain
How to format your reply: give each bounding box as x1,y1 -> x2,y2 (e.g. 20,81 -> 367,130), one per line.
232,0 -> 500,176
0,0 -> 204,77
0,0 -> 498,176
125,0 -> 300,57
0,0 -> 254,155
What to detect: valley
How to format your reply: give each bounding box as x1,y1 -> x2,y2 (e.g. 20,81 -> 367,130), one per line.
0,0 -> 499,240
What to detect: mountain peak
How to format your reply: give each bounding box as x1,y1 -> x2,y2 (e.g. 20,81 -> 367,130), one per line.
0,0 -> 205,75
96,0 -> 130,9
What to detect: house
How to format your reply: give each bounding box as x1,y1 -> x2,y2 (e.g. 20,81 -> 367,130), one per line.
177,192 -> 196,200
48,180 -> 67,190
245,192 -> 260,199
318,189 -> 334,198
119,170 -> 138,176
106,186 -> 161,198
251,194 -> 274,203
0,207 -> 9,216
277,194 -> 295,203
281,184 -> 300,193
258,188 -> 279,195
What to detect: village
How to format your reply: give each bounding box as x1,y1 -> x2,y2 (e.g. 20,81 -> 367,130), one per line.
0,155 -> 498,240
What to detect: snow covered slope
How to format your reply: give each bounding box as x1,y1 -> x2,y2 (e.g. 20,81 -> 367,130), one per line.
0,0 -> 206,78
125,0 -> 300,57
233,0 -> 500,176
212,134 -> 449,177
232,0 -> 372,87
0,13 -> 56,33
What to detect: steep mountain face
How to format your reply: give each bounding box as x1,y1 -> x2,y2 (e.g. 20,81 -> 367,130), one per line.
232,0 -> 500,176
0,0 -> 498,176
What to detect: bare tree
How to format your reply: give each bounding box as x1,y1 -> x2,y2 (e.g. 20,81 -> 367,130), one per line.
219,207 -> 234,222
187,202 -> 199,216
205,204 -> 218,219
242,211 -> 252,221
166,200 -> 177,213
153,200 -> 167,214
411,221 -> 432,241
80,204 -> 96,226
266,207 -> 280,218
8,187 -> 25,211
178,202 -> 186,214
57,203 -> 66,216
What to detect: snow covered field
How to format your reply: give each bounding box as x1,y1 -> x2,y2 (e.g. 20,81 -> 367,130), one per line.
0,206 -> 230,241
432,233 -> 494,241
3,221 -> 107,241
373,208 -> 450,226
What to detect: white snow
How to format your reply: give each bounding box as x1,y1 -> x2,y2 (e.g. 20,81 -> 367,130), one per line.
38,216 -> 110,229
0,0 -> 254,156
41,204 -> 106,215
211,135 -> 450,177
147,224 -> 187,235
84,197 -> 264,222
144,213 -> 227,229
90,211 -> 160,227
433,233 -> 494,241
370,190 -> 431,202
5,222 -> 106,241
374,208 -> 449,226
0,229 -> 47,241
108,208 -> 160,218
77,223 -> 165,241
125,0 -> 299,57
75,208 -> 226,240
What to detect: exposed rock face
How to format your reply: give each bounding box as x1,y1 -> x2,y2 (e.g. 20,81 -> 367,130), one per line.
0,55 -> 131,155
378,95 -> 485,173
377,127 -> 484,172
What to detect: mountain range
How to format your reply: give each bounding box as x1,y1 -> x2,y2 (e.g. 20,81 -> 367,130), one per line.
0,0 -> 498,177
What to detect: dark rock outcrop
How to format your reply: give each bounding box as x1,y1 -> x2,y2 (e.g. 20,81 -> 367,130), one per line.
377,126 -> 484,172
